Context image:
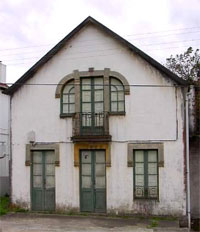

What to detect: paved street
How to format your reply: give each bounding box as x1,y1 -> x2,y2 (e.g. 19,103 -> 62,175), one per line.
0,213 -> 190,232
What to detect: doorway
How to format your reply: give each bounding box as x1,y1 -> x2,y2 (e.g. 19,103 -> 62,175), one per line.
31,150 -> 55,211
80,150 -> 106,213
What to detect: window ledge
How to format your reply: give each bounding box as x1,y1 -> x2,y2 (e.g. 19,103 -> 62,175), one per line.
109,112 -> 126,116
60,113 -> 75,118
134,198 -> 159,201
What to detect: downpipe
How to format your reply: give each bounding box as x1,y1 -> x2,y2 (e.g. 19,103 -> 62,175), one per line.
185,91 -> 191,230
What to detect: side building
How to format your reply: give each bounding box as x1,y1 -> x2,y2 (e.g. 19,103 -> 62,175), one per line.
0,62 -> 10,196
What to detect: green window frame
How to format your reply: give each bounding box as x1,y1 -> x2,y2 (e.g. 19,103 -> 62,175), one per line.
110,77 -> 125,113
61,80 -> 75,115
133,149 -> 159,199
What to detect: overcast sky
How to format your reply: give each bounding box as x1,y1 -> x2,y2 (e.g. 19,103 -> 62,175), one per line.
0,0 -> 200,83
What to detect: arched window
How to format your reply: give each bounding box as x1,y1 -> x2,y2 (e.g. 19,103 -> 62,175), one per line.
110,77 -> 125,113
61,80 -> 75,114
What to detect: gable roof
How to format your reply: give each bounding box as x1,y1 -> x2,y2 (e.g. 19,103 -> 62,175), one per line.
4,16 -> 188,95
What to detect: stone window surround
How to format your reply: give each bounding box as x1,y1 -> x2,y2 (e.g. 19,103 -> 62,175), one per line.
25,143 -> 60,166
55,68 -> 130,117
127,143 -> 164,167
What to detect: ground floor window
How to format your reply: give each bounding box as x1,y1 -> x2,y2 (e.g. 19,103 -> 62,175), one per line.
133,150 -> 158,199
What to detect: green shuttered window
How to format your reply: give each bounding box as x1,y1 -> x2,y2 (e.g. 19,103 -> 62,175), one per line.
61,80 -> 75,114
134,150 -> 158,199
110,77 -> 125,113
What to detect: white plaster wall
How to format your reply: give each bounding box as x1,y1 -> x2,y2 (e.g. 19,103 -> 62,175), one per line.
11,24 -> 186,215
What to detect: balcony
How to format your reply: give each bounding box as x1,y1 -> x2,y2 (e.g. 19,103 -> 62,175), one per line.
71,112 -> 111,142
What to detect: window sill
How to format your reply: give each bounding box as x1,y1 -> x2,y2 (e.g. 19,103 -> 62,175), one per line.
109,112 -> 126,116
60,113 -> 75,118
134,197 -> 159,201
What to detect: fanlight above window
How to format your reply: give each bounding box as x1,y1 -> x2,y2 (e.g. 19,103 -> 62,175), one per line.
61,80 -> 75,114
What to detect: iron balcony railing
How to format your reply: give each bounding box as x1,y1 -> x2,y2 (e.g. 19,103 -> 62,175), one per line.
72,112 -> 110,136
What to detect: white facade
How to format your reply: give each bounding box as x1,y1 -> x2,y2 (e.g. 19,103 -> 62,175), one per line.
0,63 -> 10,196
10,23 -> 186,215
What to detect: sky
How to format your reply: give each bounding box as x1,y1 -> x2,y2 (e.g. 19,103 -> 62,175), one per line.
0,0 -> 200,84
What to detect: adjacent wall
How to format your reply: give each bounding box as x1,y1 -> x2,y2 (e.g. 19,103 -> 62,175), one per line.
0,63 -> 10,196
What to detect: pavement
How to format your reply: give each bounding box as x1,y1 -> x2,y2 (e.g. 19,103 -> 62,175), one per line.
0,213 -> 190,232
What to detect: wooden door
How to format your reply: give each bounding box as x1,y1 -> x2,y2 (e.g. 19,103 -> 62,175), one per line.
31,150 -> 55,211
80,150 -> 106,213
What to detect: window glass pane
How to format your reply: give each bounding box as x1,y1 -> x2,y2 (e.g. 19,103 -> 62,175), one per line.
69,104 -> 75,113
82,113 -> 92,127
33,164 -> 42,175
148,163 -> 157,174
95,90 -> 103,101
135,163 -> 144,174
95,114 -> 103,127
111,102 -> 118,112
118,91 -> 124,101
82,164 -> 91,175
82,176 -> 91,188
46,176 -> 55,189
96,176 -> 105,188
82,103 -> 91,112
45,164 -> 55,175
33,152 -> 42,163
63,104 -> 69,114
62,94 -> 68,103
135,175 -> 144,186
95,151 -> 105,163
111,78 -> 123,91
111,85 -> 117,91
82,78 -> 91,90
69,94 -> 75,103
148,187 -> 158,198
94,78 -> 103,89
95,103 -> 103,113
148,175 -> 157,187
148,151 -> 157,162
135,186 -> 144,198
95,164 -> 105,176
33,176 -> 42,188
135,151 -> 144,162
63,81 -> 74,93
82,91 -> 91,102
81,151 -> 91,163
118,102 -> 124,111
45,152 -> 55,163
69,87 -> 75,94
111,92 -> 117,101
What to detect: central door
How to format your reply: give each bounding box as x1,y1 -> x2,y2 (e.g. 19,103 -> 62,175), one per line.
80,150 -> 106,213
31,150 -> 55,211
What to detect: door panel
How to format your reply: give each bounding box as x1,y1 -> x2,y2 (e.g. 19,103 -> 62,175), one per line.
31,150 -> 55,211
80,151 -> 93,211
80,150 -> 106,213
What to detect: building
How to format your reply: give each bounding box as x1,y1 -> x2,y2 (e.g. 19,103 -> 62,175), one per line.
4,17 -> 189,216
0,62 -> 10,196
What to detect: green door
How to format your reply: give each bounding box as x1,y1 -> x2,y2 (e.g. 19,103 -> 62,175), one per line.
31,150 -> 55,211
81,77 -> 104,134
80,150 -> 106,213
